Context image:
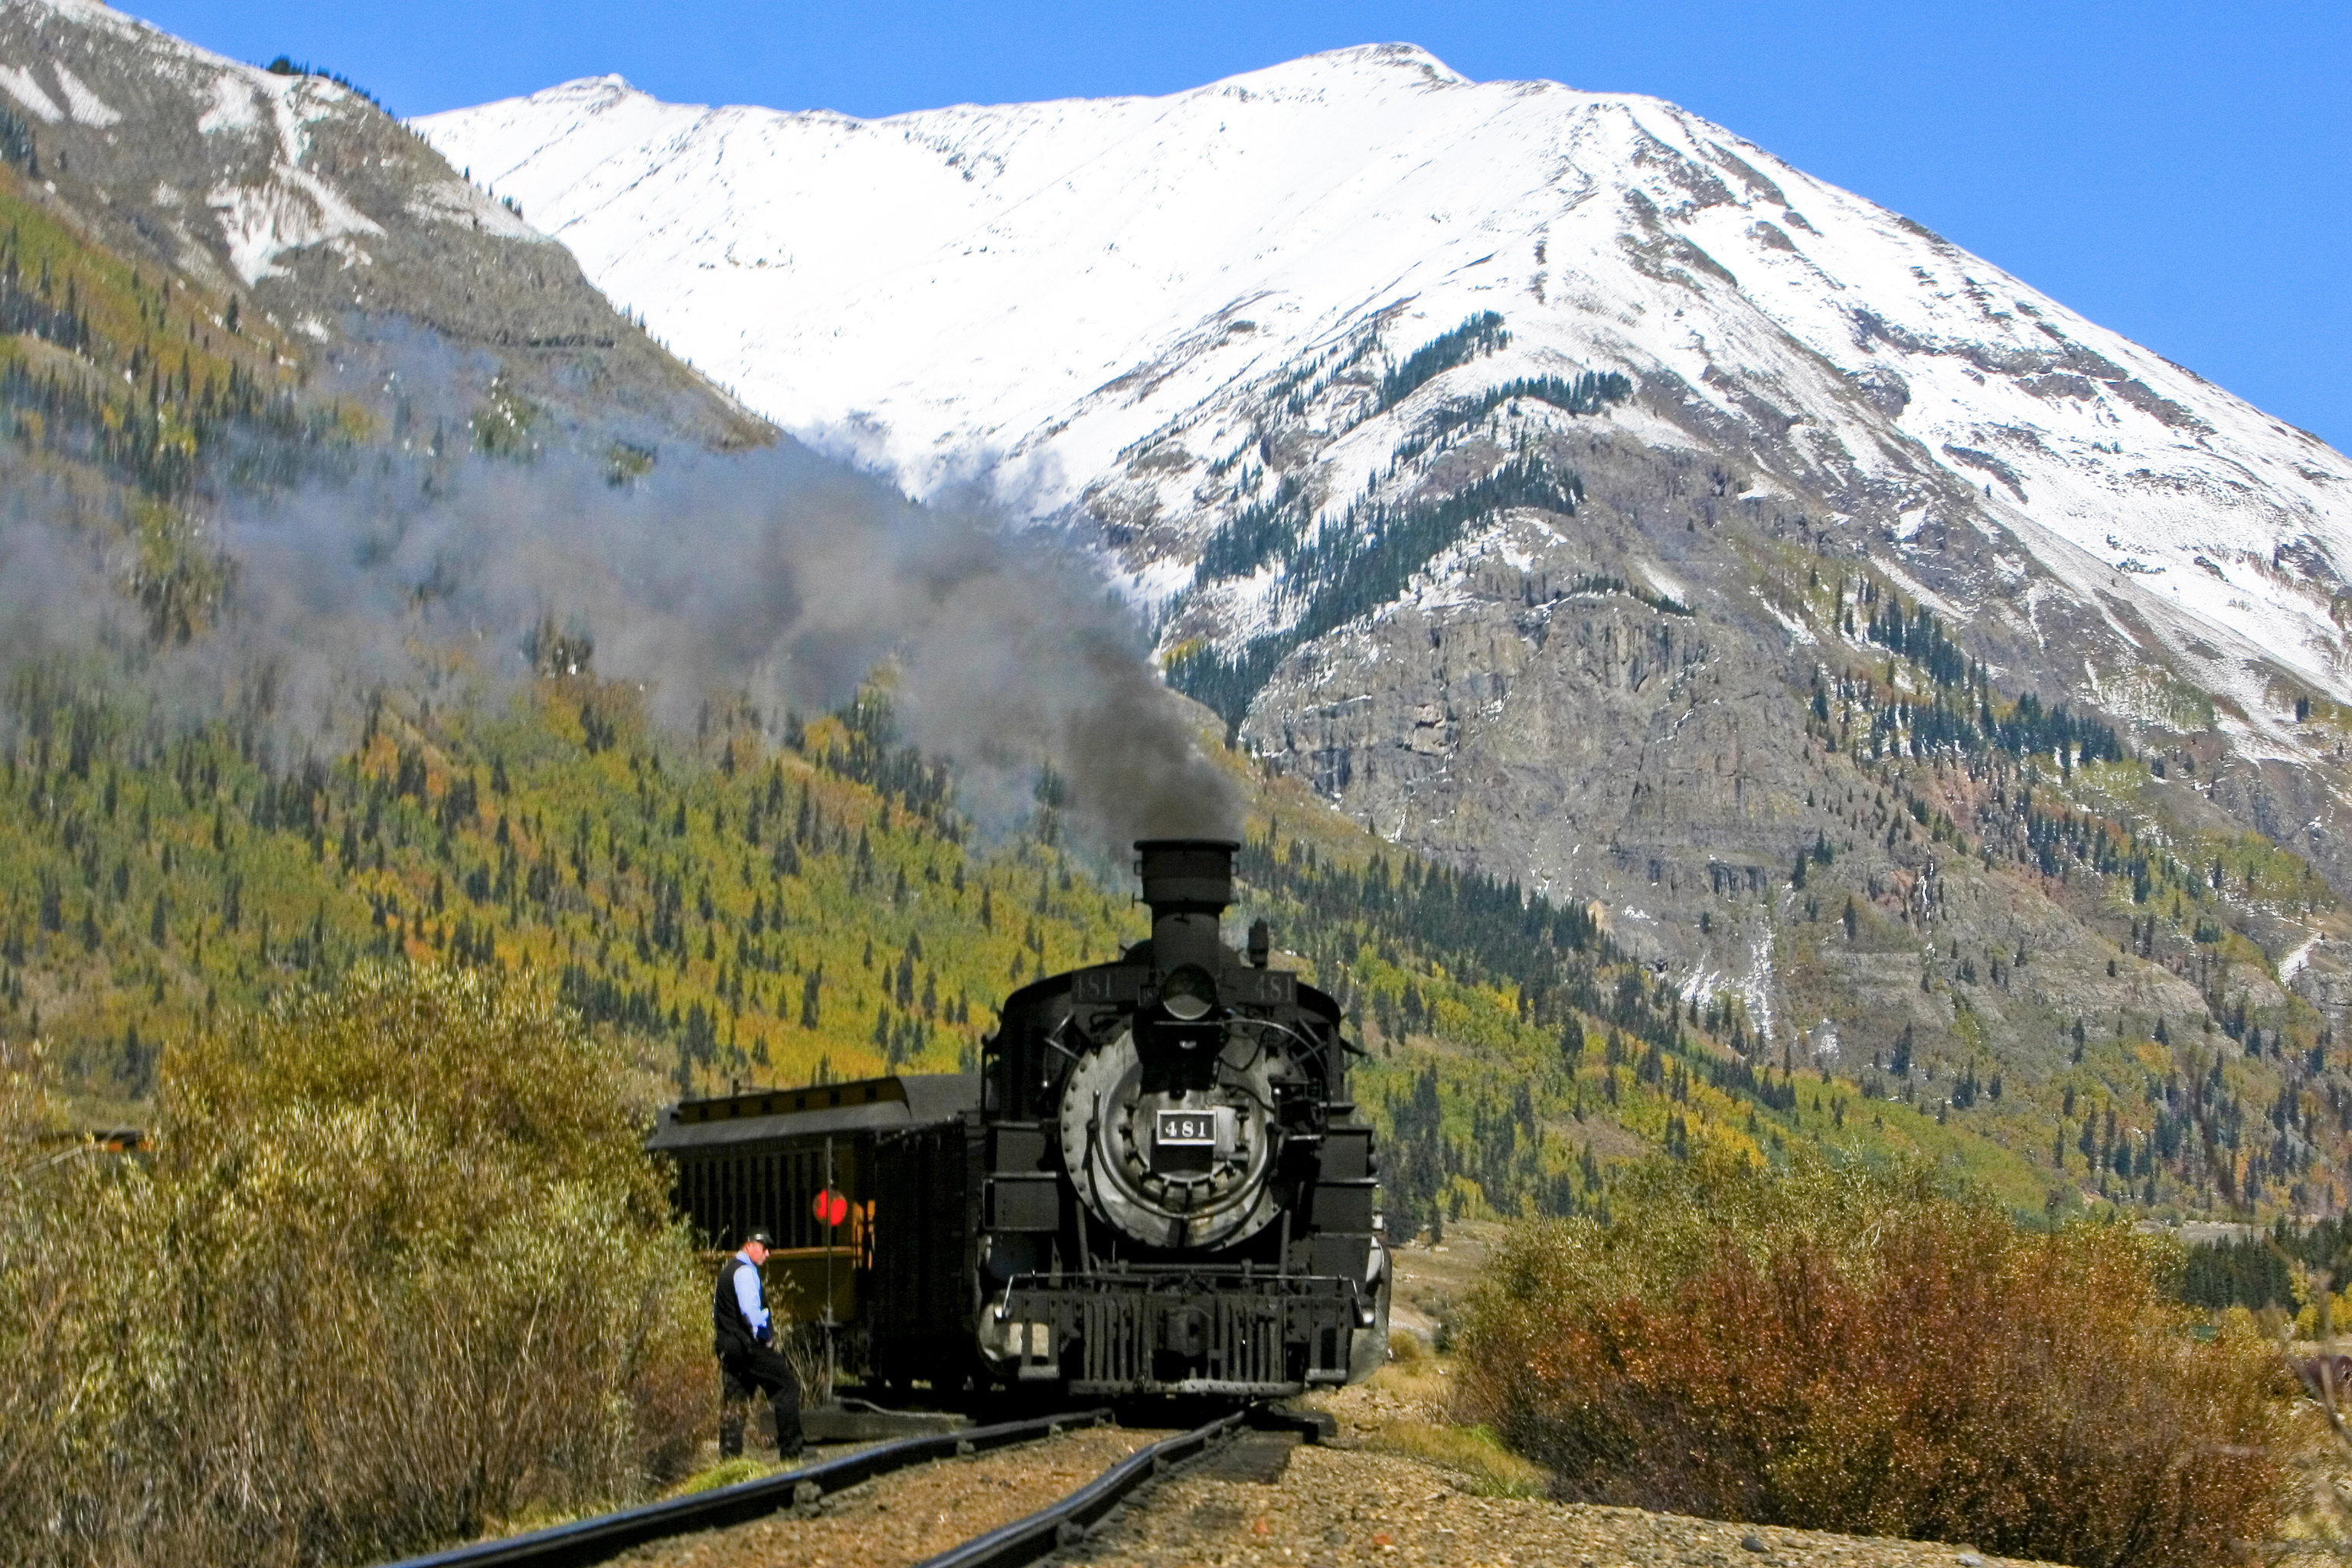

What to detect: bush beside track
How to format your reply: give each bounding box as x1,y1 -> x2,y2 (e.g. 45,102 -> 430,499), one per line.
0,965 -> 709,1568
1456,1149 -> 2290,1568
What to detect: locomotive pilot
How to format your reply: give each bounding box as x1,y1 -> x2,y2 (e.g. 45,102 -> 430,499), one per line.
714,1227 -> 805,1460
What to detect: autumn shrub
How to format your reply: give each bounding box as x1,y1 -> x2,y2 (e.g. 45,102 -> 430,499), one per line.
1457,1149 -> 2290,1568
0,965 -> 708,1568
0,1039 -> 145,1559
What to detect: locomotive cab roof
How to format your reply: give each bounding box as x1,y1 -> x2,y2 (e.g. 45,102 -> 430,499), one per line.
646,1071 -> 979,1153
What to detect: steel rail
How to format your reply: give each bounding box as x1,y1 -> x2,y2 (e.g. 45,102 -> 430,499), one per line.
913,1410 -> 1248,1568
380,1408 -> 1112,1568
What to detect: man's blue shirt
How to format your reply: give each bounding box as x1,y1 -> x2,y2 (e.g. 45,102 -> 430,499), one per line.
733,1250 -> 770,1342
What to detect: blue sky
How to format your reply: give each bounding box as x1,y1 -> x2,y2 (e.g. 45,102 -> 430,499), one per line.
131,0 -> 2350,450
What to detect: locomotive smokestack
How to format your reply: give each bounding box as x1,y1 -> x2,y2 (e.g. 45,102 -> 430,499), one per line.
1135,838 -> 1237,975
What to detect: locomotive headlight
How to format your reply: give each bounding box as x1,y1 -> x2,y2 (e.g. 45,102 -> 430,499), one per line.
1159,965 -> 1217,1021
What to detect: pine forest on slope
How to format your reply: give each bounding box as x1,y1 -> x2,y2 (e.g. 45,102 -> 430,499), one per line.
9,651 -> 2349,1226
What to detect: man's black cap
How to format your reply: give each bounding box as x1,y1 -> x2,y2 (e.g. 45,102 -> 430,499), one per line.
745,1227 -> 776,1249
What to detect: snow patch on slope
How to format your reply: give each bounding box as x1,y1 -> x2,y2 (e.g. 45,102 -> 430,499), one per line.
49,60 -> 118,126
406,177 -> 544,241
0,64 -> 60,122
197,70 -> 260,133
207,70 -> 382,283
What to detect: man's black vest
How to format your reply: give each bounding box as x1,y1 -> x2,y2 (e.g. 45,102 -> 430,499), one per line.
713,1255 -> 760,1357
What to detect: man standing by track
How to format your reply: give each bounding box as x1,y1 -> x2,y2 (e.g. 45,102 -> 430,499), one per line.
715,1227 -> 805,1461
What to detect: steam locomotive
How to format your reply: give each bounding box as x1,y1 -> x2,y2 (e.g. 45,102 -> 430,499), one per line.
646,838 -> 1390,1398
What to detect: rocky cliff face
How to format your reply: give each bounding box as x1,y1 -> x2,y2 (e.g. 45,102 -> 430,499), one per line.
0,0 -> 762,444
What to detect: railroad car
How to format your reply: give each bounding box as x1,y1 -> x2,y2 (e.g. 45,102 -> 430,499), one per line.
646,838 -> 1390,1398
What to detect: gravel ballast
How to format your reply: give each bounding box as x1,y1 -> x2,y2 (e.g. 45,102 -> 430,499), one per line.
609,1426 -> 1170,1568
1079,1443 -> 2061,1568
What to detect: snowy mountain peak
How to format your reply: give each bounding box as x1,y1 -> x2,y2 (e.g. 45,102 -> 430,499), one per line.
420,49 -> 2352,942
1210,41 -> 1473,93
421,50 -> 2347,692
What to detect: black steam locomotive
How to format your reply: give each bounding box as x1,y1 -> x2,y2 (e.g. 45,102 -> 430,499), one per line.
646,838 -> 1390,1398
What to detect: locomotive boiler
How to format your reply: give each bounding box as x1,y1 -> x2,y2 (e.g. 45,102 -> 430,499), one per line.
648,838 -> 1390,1398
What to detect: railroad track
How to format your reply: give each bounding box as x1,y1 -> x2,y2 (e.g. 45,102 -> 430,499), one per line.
382,1406 -> 1249,1568
916,1410 -> 1244,1568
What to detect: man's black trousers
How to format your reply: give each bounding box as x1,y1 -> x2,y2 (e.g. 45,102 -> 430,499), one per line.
718,1344 -> 802,1458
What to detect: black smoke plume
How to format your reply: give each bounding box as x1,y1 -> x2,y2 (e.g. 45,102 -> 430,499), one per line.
0,414 -> 1240,850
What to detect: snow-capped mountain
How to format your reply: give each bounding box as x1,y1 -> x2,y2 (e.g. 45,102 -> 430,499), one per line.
424,46 -> 2352,1045
421,45 -> 2348,707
